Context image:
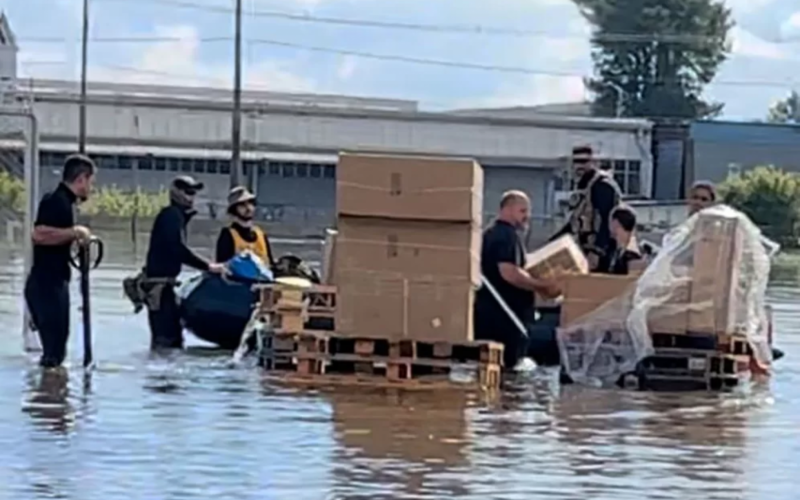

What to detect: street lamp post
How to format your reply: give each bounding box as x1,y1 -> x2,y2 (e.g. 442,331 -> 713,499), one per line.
78,0 -> 89,153
230,0 -> 243,188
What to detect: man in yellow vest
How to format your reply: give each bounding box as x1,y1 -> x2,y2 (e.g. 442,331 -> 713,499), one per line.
215,186 -> 275,268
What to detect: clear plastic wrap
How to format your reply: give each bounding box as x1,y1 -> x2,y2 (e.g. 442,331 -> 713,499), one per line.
557,204 -> 772,386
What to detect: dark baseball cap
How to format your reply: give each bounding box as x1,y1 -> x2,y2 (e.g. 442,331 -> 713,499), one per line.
172,175 -> 204,192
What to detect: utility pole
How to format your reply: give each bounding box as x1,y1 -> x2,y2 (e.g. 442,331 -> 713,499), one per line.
230,0 -> 243,188
78,0 -> 89,154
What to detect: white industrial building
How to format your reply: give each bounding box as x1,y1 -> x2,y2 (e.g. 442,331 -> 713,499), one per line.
0,12 -> 654,238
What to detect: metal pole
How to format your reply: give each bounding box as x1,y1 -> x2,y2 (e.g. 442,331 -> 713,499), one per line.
78,0 -> 89,153
230,0 -> 243,188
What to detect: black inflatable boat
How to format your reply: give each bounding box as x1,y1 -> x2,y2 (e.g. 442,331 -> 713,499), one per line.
179,274 -> 259,350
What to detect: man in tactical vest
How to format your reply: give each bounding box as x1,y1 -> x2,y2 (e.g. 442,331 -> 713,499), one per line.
215,186 -> 274,267
552,145 -> 622,272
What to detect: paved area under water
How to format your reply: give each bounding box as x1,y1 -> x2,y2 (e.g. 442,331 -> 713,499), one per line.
0,238 -> 798,500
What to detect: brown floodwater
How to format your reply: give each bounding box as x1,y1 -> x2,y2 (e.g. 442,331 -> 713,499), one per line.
0,234 -> 798,500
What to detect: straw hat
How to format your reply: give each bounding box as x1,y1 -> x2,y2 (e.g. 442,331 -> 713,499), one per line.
227,186 -> 256,209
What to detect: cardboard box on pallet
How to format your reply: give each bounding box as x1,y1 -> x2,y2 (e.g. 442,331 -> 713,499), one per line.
335,270 -> 476,342
687,212 -> 746,335
559,274 -> 691,334
334,216 -> 481,285
337,152 -> 484,223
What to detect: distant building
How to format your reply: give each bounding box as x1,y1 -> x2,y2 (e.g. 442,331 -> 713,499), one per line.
689,120 -> 800,183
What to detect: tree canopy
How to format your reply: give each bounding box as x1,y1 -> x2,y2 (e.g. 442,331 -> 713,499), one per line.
719,166 -> 800,248
766,91 -> 800,124
573,0 -> 733,119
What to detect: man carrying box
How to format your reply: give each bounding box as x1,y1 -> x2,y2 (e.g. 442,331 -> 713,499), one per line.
552,145 -> 622,272
474,190 -> 559,370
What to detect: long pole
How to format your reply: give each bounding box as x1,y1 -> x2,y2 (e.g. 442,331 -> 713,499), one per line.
230,0 -> 243,188
78,0 -> 89,153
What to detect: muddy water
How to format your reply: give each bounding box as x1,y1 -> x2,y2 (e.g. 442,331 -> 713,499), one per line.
0,236 -> 797,500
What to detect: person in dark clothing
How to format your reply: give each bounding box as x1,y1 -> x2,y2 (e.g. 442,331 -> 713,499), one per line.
144,176 -> 225,349
552,145 -> 622,272
25,154 -> 96,368
474,190 -> 558,370
608,205 -> 644,275
215,186 -> 275,267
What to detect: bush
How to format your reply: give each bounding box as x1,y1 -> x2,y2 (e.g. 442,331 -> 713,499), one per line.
718,166 -> 800,248
0,171 -> 168,217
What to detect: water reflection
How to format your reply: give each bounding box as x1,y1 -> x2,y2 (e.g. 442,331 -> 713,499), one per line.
325,388 -> 471,499
22,368 -> 75,436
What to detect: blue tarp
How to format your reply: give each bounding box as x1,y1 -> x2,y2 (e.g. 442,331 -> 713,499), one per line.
227,251 -> 274,283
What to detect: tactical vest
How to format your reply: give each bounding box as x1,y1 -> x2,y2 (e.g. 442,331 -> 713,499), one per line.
568,171 -> 620,256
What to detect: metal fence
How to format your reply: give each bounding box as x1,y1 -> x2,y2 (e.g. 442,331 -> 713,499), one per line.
0,107 -> 40,352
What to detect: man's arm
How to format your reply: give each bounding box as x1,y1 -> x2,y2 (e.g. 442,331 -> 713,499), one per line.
263,232 -> 277,269
215,229 -> 235,263
31,196 -> 79,246
161,210 -> 211,272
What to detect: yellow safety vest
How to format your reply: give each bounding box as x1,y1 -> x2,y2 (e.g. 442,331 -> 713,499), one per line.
229,225 -> 269,262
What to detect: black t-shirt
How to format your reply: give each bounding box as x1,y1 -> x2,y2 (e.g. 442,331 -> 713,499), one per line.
609,248 -> 642,275
31,183 -> 77,283
476,220 -> 534,316
145,204 -> 209,278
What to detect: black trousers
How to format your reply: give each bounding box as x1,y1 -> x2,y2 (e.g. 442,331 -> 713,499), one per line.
147,286 -> 183,350
475,303 -> 537,369
25,275 -> 71,368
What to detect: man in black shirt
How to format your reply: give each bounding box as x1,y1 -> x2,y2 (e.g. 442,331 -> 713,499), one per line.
25,154 -> 96,368
474,191 -> 558,370
144,176 -> 225,349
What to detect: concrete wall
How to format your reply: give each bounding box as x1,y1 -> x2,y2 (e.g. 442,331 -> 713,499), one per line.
690,121 -> 800,184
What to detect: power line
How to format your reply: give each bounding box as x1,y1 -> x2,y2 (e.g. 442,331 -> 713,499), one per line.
93,0 -> 800,45
16,35 -> 800,89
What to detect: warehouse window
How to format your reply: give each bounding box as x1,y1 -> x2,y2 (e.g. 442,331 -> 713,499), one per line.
268,162 -> 280,176
323,164 -> 335,179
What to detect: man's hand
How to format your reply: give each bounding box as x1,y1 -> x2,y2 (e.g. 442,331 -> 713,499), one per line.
208,262 -> 227,274
587,253 -> 599,270
534,277 -> 562,298
73,225 -> 91,243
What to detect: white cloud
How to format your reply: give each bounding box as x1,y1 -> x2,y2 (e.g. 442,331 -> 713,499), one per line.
723,0 -> 778,15
88,25 -> 315,92
473,74 -> 586,108
730,26 -> 789,60
781,12 -> 800,41
336,55 -> 357,80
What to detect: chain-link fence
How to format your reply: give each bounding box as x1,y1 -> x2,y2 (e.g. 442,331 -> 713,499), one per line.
0,107 -> 40,352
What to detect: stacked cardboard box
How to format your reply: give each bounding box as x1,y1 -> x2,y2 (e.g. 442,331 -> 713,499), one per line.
332,152 -> 484,342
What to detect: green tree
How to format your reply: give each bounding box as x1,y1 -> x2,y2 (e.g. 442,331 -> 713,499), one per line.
719,166 -> 800,247
766,91 -> 800,124
573,0 -> 733,119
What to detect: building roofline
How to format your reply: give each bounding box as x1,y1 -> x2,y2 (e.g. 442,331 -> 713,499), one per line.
24,81 -> 653,132
0,13 -> 17,48
20,78 -> 418,112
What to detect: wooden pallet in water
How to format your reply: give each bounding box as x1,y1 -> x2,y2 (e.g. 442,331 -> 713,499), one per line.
650,331 -> 750,356
627,350 -> 752,391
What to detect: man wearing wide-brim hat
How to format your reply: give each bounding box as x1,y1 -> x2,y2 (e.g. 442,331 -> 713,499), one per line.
215,186 -> 275,267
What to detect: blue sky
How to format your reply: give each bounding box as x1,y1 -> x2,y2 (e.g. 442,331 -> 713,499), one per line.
3,0 -> 800,119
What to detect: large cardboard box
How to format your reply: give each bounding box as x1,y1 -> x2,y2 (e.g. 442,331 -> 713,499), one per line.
687,213 -> 745,335
335,271 -> 475,342
559,274 -> 690,334
334,216 -> 481,285
337,152 -> 484,223
560,274 -> 638,326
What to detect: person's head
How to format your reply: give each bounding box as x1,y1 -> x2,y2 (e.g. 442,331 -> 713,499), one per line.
571,145 -> 596,180
61,154 -> 96,201
227,186 -> 257,222
170,175 -> 204,210
498,190 -> 531,230
610,204 -> 637,241
688,181 -> 716,215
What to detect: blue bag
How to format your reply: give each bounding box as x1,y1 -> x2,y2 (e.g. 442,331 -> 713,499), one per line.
227,251 -> 274,283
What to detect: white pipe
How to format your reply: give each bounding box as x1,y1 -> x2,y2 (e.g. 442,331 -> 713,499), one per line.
480,275 -> 528,338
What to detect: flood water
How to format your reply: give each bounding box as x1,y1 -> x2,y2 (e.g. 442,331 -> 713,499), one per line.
0,233 -> 798,500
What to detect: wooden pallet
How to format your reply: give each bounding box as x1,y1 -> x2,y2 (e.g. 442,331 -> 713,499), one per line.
627,350 -> 752,391
650,332 -> 750,356
257,330 -> 503,390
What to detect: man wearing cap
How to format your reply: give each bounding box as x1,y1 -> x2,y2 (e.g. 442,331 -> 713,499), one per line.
552,145 -> 622,272
215,186 -> 274,266
143,176 -> 225,349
